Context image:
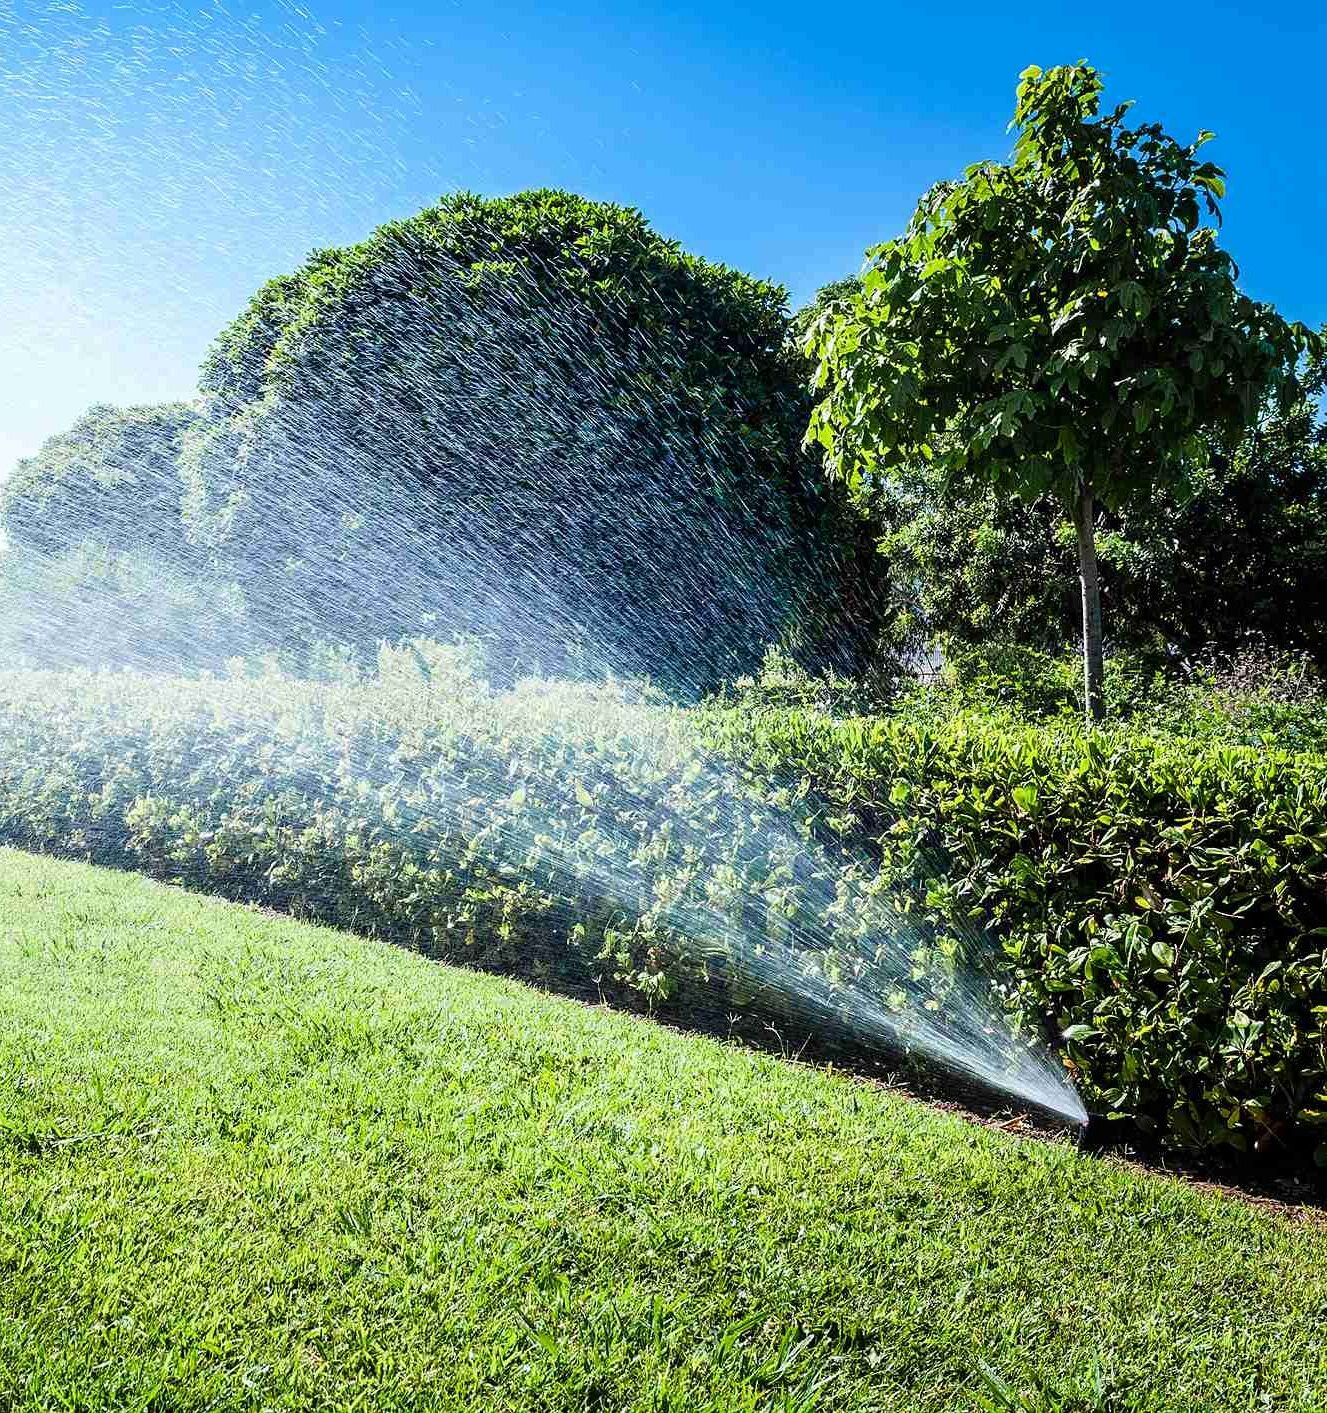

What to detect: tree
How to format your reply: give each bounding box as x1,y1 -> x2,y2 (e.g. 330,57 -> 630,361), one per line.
871,352 -> 1327,674
186,189 -> 885,692
806,63 -> 1317,723
2,402 -> 199,561
788,277 -> 863,347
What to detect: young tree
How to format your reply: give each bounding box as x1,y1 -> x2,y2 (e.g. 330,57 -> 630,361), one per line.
806,63 -> 1318,723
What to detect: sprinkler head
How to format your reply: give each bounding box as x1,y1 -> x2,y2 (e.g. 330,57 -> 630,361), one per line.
1077,1112 -> 1115,1152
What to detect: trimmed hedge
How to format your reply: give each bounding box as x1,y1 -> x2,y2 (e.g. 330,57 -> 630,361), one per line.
0,669 -> 727,1003
4,665 -> 1325,1158
0,667 -> 1039,1105
704,706 -> 1327,1158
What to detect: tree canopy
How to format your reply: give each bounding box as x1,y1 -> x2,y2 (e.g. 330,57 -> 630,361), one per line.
872,352 -> 1327,670
185,188 -> 882,690
806,62 -> 1317,720
2,402 -> 199,560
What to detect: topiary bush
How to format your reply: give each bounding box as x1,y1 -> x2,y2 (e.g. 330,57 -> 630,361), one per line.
183,189 -> 886,691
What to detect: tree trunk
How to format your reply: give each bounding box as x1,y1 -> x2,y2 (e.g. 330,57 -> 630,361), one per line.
1073,484 -> 1105,726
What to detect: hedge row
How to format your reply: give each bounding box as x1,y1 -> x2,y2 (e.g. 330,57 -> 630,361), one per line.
0,668 -> 1057,1112
4,666 -> 1325,1158
703,705 -> 1327,1158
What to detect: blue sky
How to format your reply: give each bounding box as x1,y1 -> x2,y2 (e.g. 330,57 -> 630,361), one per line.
2,0 -> 1323,474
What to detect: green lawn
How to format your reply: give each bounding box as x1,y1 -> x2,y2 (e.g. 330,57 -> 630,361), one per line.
1,848 -> 1325,1412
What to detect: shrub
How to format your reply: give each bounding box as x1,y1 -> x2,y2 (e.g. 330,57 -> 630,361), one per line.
704,705 -> 1327,1157
897,640 -> 1327,755
1134,644 -> 1327,754
889,644 -> 1162,732
0,669 -> 1010,1092
183,189 -> 886,690
715,645 -> 890,717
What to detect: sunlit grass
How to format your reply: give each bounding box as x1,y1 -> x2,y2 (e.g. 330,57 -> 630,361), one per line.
2,847 -> 1326,1412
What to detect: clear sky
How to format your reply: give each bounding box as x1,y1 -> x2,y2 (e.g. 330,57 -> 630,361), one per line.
2,0 -> 1323,475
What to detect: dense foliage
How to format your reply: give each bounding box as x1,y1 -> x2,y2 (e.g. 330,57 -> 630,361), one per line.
183,188 -> 882,691
1,402 -> 199,560
888,640 -> 1327,757
0,400 -> 245,674
708,704 -> 1327,1157
4,660 -> 1326,1158
871,362 -> 1327,668
806,63 -> 1315,720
